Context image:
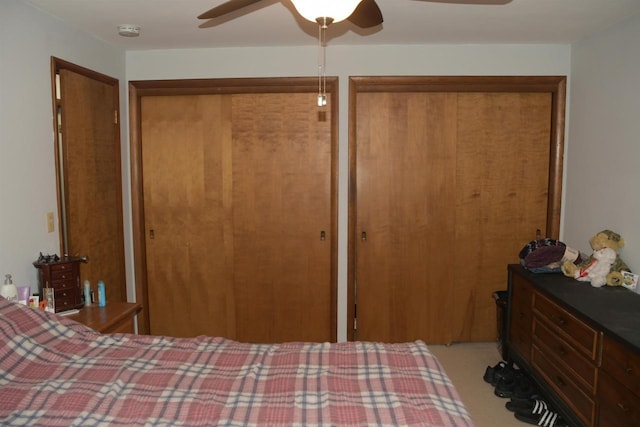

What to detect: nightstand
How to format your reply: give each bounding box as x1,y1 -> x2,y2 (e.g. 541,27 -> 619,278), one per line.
68,302 -> 142,334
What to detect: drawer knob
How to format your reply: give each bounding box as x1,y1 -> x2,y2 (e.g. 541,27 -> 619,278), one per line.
555,375 -> 566,387
551,315 -> 567,326
624,365 -> 633,374
618,402 -> 630,413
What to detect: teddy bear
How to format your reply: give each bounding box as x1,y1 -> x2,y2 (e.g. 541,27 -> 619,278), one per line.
572,247 -> 617,287
561,229 -> 631,287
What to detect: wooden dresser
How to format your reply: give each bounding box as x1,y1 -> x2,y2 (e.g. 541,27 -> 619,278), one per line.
506,264 -> 640,427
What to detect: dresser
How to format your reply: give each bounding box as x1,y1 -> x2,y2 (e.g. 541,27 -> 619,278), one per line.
506,264 -> 640,427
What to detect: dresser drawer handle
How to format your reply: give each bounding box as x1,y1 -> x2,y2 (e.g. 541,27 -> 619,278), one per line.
555,375 -> 566,387
556,345 -> 566,356
551,315 -> 567,326
624,365 -> 633,374
618,402 -> 630,413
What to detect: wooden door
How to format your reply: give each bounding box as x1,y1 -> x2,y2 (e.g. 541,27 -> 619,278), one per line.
355,92 -> 458,343
351,77 -> 564,344
140,90 -> 334,342
141,94 -> 232,338
453,92 -> 553,342
231,94 -> 333,342
55,60 -> 126,304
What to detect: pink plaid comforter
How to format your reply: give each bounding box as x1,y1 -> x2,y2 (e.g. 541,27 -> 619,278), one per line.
0,299 -> 473,426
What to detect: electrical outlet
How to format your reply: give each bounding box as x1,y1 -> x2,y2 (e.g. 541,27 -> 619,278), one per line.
46,212 -> 55,233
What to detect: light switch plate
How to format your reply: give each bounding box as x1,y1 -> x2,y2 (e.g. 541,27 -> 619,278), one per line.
46,212 -> 55,233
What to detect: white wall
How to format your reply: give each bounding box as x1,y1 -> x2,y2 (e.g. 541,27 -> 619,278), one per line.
128,44 -> 571,341
564,13 -> 640,271
0,0 -> 127,294
3,0 -> 576,341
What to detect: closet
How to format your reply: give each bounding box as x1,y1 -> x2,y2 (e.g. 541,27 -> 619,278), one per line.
130,78 -> 337,342
349,76 -> 565,344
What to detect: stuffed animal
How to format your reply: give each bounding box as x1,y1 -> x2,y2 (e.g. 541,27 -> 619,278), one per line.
561,229 -> 631,286
573,247 -> 617,287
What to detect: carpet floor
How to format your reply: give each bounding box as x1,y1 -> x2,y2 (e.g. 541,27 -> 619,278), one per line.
429,342 -> 531,427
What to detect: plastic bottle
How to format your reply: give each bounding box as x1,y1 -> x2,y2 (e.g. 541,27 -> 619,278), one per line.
84,280 -> 92,306
1,274 -> 18,302
97,280 -> 106,307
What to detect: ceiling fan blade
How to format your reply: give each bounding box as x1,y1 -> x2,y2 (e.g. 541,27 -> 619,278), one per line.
348,0 -> 383,28
198,0 -> 265,20
415,0 -> 512,4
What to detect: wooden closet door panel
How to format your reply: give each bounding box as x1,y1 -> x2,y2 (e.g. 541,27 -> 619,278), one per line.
59,69 -> 126,303
453,92 -> 552,341
141,94 -> 235,337
231,93 -> 333,343
355,92 -> 458,343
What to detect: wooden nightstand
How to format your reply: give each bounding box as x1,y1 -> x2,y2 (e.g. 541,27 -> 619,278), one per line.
68,302 -> 142,334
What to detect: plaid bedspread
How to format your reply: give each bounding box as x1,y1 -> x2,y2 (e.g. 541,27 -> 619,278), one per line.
0,299 -> 473,426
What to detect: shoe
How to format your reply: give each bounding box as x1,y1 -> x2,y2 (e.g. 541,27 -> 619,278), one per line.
483,361 -> 508,385
506,397 -> 550,414
494,368 -> 527,398
514,409 -> 568,426
511,376 -> 541,399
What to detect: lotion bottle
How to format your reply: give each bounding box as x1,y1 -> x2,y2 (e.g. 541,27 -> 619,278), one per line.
97,280 -> 106,307
1,274 -> 18,302
83,280 -> 92,306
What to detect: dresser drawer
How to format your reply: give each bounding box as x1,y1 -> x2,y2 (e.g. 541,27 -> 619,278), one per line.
597,370 -> 640,427
53,292 -> 81,311
509,274 -> 534,361
601,335 -> 640,396
532,344 -> 596,427
533,317 -> 597,393
50,278 -> 78,290
533,292 -> 599,361
51,268 -> 77,282
49,262 -> 76,273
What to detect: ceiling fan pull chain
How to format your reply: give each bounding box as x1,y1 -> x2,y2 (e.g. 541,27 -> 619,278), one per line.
317,18 -> 329,107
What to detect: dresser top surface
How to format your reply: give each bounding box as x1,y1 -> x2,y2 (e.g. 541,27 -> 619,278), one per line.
509,264 -> 640,353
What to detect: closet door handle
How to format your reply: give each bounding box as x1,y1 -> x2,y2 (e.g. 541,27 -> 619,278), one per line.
361,231 -> 367,241
320,230 -> 326,241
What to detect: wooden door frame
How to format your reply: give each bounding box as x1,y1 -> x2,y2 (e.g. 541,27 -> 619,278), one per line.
129,77 -> 339,337
347,75 -> 567,341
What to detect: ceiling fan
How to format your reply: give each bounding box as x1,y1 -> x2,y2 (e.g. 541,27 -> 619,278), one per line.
198,0 -> 512,28
198,0 -> 511,107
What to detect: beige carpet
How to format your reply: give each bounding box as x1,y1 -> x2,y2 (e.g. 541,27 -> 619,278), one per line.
429,342 -> 530,427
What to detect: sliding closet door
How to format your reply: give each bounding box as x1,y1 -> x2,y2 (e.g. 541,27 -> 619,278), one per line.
231,94 -> 333,343
352,78 -> 563,344
140,90 -> 334,342
141,95 -> 232,338
453,92 -> 552,341
355,92 -> 458,343
57,64 -> 126,304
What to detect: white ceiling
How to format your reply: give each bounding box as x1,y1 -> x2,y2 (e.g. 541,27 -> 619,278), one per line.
23,0 -> 640,50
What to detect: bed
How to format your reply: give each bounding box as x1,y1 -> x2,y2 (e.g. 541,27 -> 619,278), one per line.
0,298 -> 474,426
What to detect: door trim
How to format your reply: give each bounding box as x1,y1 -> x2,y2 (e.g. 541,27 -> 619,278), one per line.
347,75 -> 567,341
129,77 -> 339,337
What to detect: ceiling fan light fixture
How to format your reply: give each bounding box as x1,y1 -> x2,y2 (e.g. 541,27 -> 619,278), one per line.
291,0 -> 363,23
